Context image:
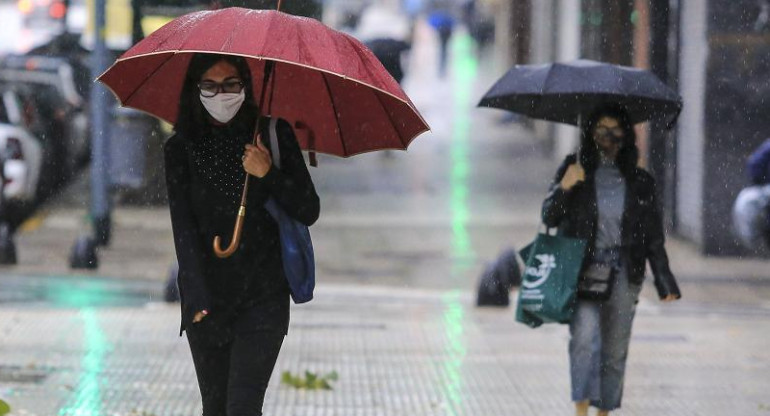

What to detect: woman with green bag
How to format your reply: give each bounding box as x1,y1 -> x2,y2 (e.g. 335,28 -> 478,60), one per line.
542,105 -> 681,416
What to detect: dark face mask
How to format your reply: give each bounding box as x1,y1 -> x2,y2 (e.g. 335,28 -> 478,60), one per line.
594,125 -> 624,143
602,133 -> 623,145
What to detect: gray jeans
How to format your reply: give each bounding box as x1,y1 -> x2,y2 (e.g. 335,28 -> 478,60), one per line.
569,264 -> 642,411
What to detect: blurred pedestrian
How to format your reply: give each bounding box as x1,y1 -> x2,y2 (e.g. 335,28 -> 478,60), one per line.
357,3 -> 411,42
747,137 -> 770,186
364,37 -> 411,160
366,38 -> 411,85
427,9 -> 455,77
541,105 -> 681,416
733,137 -> 770,249
403,0 -> 424,19
164,53 -> 320,415
461,0 -> 494,57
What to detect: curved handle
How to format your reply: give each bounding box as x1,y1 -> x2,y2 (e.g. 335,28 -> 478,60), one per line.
213,206 -> 246,258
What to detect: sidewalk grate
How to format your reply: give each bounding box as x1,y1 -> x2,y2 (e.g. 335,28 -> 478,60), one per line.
0,365 -> 51,384
291,322 -> 387,331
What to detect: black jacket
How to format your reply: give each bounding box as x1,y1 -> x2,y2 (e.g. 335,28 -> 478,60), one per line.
164,118 -> 320,334
542,154 -> 681,299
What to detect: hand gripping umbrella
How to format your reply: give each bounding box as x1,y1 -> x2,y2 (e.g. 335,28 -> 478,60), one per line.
478,59 -> 682,127
98,6 -> 429,257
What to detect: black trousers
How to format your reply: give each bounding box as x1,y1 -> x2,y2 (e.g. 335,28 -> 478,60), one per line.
186,309 -> 285,416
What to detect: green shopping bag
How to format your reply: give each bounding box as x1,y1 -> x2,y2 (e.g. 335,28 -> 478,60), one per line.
515,230 -> 587,328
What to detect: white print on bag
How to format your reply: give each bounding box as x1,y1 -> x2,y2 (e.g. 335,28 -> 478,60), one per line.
522,254 -> 556,289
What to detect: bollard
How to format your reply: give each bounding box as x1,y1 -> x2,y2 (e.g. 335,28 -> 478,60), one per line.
0,150 -> 16,265
164,262 -> 180,303
69,235 -> 98,269
0,222 -> 17,265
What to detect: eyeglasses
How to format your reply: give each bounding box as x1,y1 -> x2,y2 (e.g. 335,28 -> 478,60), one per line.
595,126 -> 624,138
198,79 -> 245,97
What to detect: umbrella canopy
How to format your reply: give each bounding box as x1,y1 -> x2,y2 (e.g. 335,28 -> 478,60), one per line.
98,7 -> 429,158
100,7 -> 430,258
478,59 -> 682,127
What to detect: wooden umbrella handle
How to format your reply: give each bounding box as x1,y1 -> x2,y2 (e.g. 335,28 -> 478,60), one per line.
213,205 -> 246,258
211,59 -> 275,258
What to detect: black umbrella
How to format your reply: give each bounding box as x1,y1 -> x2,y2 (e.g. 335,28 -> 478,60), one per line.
478,59 -> 683,127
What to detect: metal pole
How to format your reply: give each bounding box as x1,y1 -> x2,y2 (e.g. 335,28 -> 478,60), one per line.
554,0 -> 582,161
131,0 -> 144,46
62,0 -> 71,33
649,0 -> 677,230
90,0 -> 111,246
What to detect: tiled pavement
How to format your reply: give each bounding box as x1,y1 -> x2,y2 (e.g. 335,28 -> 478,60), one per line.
1,282 -> 769,415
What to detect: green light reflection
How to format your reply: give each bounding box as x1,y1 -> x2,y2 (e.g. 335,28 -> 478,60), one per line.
47,280 -> 109,308
59,308 -> 108,416
450,32 -> 478,277
441,290 -> 466,415
441,33 -> 477,414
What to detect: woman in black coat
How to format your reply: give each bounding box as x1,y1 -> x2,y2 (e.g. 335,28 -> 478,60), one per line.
541,105 -> 680,416
164,53 -> 320,415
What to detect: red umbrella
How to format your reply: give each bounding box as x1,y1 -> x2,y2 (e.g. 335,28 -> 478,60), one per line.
98,7 -> 429,257
99,8 -> 428,157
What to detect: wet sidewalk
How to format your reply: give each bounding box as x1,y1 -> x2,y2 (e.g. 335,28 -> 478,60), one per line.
1,281 -> 769,415
1,18 -> 770,416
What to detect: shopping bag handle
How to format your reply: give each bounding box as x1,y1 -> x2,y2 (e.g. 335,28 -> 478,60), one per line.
538,224 -> 557,236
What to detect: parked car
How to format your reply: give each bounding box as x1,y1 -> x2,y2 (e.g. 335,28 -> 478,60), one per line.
0,54 -> 90,192
0,89 -> 43,204
16,0 -> 88,29
17,0 -> 67,26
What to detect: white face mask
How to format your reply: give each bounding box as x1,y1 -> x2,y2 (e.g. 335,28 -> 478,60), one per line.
200,90 -> 245,123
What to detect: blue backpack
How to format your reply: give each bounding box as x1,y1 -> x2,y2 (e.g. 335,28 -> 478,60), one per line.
264,118 -> 315,303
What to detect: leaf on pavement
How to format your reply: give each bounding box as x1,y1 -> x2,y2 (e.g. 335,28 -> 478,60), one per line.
0,399 -> 11,416
281,370 -> 337,390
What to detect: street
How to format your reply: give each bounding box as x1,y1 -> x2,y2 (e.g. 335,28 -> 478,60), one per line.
0,1 -> 77,55
1,2 -> 770,416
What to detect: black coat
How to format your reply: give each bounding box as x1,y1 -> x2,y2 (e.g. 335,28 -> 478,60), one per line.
542,154 -> 681,299
164,118 -> 320,334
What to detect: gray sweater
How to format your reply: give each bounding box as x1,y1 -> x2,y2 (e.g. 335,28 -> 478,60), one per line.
594,159 -> 626,249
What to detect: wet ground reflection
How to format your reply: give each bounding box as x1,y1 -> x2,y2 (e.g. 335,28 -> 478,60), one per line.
0,274 -> 161,308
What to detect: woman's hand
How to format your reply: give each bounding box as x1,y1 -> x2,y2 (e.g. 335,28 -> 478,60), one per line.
192,310 -> 208,323
661,294 -> 679,302
243,140 -> 272,178
560,163 -> 585,190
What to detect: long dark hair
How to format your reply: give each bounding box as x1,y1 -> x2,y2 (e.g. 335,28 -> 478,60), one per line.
174,53 -> 258,139
578,105 -> 639,178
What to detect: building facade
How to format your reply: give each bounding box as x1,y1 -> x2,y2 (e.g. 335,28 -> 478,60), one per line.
494,0 -> 770,256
